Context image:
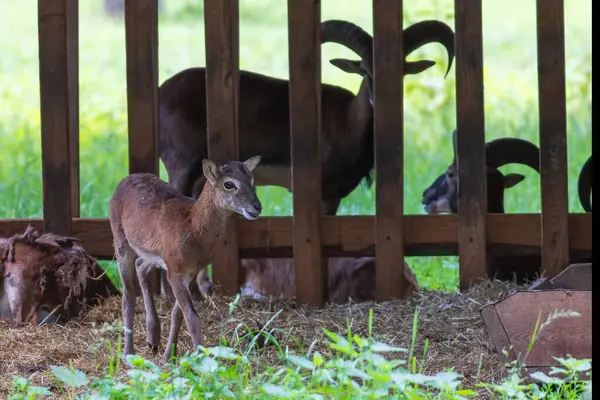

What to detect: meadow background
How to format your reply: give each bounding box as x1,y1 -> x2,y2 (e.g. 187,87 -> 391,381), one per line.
0,0 -> 591,292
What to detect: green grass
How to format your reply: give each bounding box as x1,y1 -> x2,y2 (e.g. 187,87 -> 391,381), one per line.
7,299 -> 592,399
0,0 -> 592,292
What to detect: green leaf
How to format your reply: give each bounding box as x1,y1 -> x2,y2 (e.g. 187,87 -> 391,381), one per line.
262,383 -> 288,397
370,341 -> 408,353
27,386 -> 53,397
206,346 -> 240,360
312,351 -> 324,367
529,371 -> 563,385
194,357 -> 219,373
287,354 -> 314,370
50,365 -> 90,388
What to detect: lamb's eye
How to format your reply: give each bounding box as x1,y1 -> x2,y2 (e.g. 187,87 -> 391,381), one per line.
223,181 -> 236,190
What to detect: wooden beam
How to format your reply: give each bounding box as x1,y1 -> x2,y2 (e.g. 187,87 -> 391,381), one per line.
0,214 -> 591,260
372,0 -> 406,301
454,0 -> 487,289
124,0 -> 160,293
287,0 -> 325,305
37,0 -> 79,235
536,0 -> 569,277
203,0 -> 241,296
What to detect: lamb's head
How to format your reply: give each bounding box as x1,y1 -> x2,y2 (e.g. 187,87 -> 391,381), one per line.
321,19 -> 455,105
202,155 -> 263,220
422,130 -> 540,214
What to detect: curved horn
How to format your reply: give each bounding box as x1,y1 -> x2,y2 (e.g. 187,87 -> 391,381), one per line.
403,20 -> 455,78
485,138 -> 540,172
321,20 -> 374,75
577,155 -> 592,212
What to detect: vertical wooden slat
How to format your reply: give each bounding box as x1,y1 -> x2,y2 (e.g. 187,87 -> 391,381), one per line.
372,0 -> 406,300
204,0 -> 241,296
536,0 -> 569,277
66,1 -> 80,218
454,0 -> 487,289
124,0 -> 160,294
38,0 -> 79,235
288,0 -> 326,305
125,0 -> 159,175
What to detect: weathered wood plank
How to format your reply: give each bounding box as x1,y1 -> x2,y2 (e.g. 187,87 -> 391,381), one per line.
0,214 -> 592,261
493,291 -> 591,366
203,0 -> 241,296
287,0 -> 326,305
124,0 -> 159,175
536,0 -> 569,278
481,303 -> 517,361
454,0 -> 487,289
124,0 -> 160,293
37,0 -> 79,235
66,0 -> 80,218
372,0 -> 405,301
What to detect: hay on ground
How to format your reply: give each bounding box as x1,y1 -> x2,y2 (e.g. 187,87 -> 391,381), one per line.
0,279 -> 521,397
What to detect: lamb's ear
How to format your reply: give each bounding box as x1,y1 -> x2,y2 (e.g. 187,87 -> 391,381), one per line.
244,155 -> 261,172
202,159 -> 219,186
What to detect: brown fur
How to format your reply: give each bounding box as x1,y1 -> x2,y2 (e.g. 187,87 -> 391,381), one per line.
109,156 -> 262,362
240,257 -> 419,303
0,226 -> 119,325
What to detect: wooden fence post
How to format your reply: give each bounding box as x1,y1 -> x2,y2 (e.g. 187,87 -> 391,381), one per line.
38,0 -> 79,235
204,0 -> 242,296
454,0 -> 487,289
288,0 -> 326,305
372,0 -> 406,300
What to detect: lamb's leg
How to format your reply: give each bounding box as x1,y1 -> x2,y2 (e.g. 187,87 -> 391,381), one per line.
163,301 -> 183,363
135,258 -> 161,354
161,269 -> 175,299
116,244 -> 138,356
163,271 -> 202,362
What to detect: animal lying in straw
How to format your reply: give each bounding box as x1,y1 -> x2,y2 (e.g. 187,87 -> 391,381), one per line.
158,18 -> 455,298
239,257 -> 419,303
421,129 -> 542,283
109,156 -> 262,362
0,225 -> 119,325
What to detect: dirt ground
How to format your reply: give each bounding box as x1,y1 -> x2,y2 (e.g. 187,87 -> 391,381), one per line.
0,279 -> 521,397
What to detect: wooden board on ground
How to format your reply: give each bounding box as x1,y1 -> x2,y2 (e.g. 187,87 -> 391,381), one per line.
481,290 -> 591,381
527,263 -> 592,291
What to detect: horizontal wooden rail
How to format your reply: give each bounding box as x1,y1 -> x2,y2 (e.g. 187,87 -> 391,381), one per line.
0,214 -> 590,260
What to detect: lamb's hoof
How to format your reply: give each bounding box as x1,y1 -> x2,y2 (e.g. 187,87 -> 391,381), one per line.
147,342 -> 159,354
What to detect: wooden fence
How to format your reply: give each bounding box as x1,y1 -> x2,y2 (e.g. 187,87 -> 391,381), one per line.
0,0 -> 592,306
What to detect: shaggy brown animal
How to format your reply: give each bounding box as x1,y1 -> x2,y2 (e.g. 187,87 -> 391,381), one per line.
240,257 -> 419,303
0,226 -> 119,325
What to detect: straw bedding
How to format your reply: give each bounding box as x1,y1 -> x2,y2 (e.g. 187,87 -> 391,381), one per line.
0,279 -> 522,397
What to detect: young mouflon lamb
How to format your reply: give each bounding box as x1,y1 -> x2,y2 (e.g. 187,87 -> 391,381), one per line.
109,156 -> 262,362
